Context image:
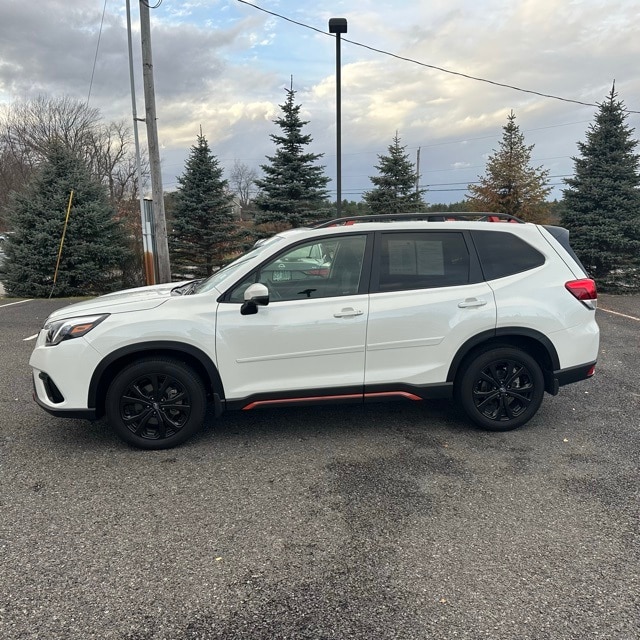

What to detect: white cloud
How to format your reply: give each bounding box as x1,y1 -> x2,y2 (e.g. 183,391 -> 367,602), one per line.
0,0 -> 638,203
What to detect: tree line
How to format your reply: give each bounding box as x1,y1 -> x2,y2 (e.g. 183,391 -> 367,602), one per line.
1,84 -> 639,295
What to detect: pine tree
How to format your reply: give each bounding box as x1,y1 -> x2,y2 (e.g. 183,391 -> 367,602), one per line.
562,85 -> 640,291
254,86 -> 330,227
169,133 -> 236,278
1,144 -> 126,297
363,132 -> 425,214
468,111 -> 551,222
426,200 -> 474,213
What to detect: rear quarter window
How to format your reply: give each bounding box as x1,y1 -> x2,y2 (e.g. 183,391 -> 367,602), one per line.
471,230 -> 545,280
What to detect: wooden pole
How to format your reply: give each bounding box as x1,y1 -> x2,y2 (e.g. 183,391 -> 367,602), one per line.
140,0 -> 171,283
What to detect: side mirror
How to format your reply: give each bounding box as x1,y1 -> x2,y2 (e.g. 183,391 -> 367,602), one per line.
241,283 -> 270,315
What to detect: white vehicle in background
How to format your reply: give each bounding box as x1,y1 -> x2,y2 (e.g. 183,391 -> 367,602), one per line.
29,213 -> 599,449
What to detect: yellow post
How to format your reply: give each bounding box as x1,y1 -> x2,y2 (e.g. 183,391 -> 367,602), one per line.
49,190 -> 74,298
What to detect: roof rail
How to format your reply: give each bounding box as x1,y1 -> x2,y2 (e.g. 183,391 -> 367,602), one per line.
314,212 -> 524,228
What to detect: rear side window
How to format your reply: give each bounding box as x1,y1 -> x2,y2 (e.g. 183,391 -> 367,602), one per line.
376,232 -> 470,292
472,230 -> 545,280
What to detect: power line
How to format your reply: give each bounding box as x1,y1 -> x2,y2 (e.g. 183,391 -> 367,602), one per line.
87,0 -> 108,105
86,0 -> 164,107
237,0 -> 640,114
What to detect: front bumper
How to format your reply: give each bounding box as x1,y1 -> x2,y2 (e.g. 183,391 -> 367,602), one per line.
29,330 -> 103,418
32,387 -> 97,421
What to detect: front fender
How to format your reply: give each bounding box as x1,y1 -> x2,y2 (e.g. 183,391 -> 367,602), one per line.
87,341 -> 226,413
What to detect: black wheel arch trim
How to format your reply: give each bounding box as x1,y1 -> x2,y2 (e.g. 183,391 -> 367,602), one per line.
447,328 -> 561,383
87,341 -> 225,411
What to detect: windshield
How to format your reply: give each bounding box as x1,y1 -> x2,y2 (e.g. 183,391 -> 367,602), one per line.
194,236 -> 285,294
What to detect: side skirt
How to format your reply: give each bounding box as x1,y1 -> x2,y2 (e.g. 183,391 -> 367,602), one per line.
224,382 -> 453,412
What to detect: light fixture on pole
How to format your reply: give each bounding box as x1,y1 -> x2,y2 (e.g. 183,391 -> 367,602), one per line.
328,18 -> 347,217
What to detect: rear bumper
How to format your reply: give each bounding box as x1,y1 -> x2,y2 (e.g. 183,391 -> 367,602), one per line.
553,361 -> 597,392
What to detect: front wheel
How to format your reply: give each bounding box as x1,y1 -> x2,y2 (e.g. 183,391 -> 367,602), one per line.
457,347 -> 544,431
105,358 -> 207,449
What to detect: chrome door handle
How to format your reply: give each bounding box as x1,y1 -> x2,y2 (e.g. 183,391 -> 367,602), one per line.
333,308 -> 364,318
458,298 -> 487,308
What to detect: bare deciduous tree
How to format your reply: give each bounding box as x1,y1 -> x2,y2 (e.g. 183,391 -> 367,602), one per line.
229,160 -> 258,220
1,95 -> 101,163
0,95 -> 149,283
0,95 -> 149,228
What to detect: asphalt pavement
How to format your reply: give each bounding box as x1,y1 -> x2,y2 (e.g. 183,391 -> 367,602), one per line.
0,293 -> 638,639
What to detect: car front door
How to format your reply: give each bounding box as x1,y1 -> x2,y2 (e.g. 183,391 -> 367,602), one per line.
215,234 -> 372,406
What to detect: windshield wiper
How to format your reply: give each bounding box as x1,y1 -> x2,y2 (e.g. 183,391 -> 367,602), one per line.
171,279 -> 202,296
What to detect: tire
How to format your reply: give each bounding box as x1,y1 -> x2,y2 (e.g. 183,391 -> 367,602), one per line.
105,357 -> 207,450
457,347 -> 544,431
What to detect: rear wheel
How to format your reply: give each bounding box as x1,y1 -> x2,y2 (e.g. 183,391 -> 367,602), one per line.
105,358 -> 206,449
457,347 -> 544,431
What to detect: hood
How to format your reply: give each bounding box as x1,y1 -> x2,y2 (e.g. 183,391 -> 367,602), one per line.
46,281 -> 190,322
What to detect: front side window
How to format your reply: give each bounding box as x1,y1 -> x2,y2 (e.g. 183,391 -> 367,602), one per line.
228,235 -> 367,302
376,232 -> 470,292
194,236 -> 285,294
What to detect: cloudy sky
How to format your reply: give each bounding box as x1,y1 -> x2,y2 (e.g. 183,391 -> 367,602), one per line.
1,0 -> 639,204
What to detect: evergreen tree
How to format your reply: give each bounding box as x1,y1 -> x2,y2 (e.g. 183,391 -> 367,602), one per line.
426,200 -> 474,213
468,111 -> 551,222
363,132 -> 425,214
562,86 -> 640,291
169,133 -> 236,278
1,144 -> 126,297
254,87 -> 330,227
338,200 -> 371,217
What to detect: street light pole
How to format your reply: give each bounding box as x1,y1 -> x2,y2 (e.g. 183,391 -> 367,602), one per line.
329,18 -> 347,218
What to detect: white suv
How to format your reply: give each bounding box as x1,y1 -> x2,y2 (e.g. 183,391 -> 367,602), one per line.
30,214 -> 599,449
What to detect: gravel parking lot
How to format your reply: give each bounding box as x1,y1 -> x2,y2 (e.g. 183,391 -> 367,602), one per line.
0,293 -> 638,639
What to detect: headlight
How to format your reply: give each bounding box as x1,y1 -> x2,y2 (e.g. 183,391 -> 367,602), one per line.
44,314 -> 109,346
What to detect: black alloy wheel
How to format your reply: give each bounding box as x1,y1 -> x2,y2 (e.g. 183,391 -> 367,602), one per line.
458,347 -> 544,431
106,358 -> 206,449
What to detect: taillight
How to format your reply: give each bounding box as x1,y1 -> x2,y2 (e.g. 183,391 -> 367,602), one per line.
565,278 -> 597,309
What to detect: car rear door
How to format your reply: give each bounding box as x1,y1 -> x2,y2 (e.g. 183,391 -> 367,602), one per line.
364,230 -> 496,394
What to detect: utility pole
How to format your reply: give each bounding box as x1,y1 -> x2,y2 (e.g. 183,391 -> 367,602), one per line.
416,146 -> 421,197
139,0 -> 171,283
126,0 -> 155,285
